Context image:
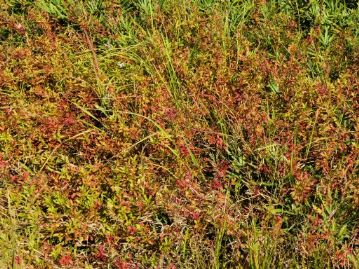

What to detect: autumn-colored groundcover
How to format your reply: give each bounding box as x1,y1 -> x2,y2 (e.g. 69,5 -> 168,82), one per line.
0,0 -> 358,268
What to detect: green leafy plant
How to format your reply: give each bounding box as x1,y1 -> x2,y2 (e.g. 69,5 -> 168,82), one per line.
0,0 -> 358,268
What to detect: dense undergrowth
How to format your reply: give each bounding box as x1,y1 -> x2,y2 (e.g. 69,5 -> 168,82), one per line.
0,0 -> 358,268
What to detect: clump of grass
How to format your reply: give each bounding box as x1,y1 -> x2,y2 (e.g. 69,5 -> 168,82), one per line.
0,0 -> 358,268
